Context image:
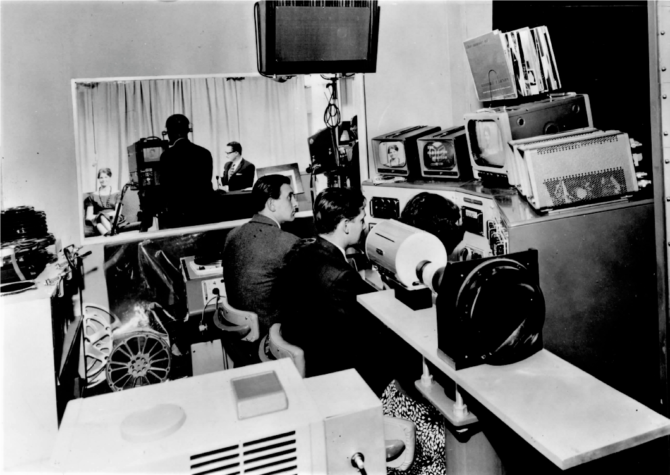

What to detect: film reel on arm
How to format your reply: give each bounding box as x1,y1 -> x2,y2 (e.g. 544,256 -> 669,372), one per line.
106,331 -> 171,392
82,304 -> 115,388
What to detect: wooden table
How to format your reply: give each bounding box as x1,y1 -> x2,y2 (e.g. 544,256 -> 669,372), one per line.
358,290 -> 670,470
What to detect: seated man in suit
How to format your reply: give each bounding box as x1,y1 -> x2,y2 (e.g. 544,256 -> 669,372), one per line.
221,141 -> 255,192
279,188 -> 381,379
222,174 -> 299,365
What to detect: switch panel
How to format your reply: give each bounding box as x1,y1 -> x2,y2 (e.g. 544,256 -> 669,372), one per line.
370,197 -> 400,220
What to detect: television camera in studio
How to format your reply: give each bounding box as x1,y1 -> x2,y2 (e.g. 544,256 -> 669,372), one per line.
122,136 -> 168,233
307,116 -> 362,193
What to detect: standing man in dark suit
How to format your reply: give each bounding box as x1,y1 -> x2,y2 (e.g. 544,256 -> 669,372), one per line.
160,114 -> 213,228
221,141 -> 255,192
279,188 -> 378,379
222,174 -> 299,365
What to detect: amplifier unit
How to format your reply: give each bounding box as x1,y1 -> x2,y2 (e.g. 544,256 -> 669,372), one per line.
507,127 -> 597,198
511,130 -> 638,210
180,256 -> 225,316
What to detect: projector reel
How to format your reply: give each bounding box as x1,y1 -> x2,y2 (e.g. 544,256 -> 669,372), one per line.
106,331 -> 171,392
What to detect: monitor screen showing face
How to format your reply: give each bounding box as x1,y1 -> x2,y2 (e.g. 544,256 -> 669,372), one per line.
143,146 -> 163,162
474,120 -> 506,167
379,142 -> 406,168
423,141 -> 455,170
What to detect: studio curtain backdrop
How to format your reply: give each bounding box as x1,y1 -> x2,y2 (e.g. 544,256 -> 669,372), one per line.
75,75 -> 310,193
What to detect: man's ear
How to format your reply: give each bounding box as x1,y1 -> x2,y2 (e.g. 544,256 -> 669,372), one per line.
266,198 -> 276,213
341,218 -> 350,235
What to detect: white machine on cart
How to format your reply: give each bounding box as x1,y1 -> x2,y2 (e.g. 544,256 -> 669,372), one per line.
50,359 -> 387,474
180,255 -> 226,317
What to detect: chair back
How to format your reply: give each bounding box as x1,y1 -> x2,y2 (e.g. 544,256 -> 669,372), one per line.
383,416 -> 416,471
213,297 -> 260,343
120,187 -> 141,222
258,323 -> 306,377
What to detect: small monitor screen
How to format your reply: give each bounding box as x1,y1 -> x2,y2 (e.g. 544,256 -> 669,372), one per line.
379,142 -> 406,168
143,147 -> 163,162
423,141 -> 455,170
473,120 -> 506,168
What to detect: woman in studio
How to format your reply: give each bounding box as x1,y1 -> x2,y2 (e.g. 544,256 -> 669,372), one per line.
85,168 -> 122,236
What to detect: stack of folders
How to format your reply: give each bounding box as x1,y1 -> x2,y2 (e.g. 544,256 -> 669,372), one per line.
464,26 -> 561,102
507,129 -> 638,211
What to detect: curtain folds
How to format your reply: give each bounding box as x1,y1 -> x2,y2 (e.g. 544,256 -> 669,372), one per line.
76,76 -> 309,194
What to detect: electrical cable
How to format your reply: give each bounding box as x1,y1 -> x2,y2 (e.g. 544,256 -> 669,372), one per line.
323,81 -> 341,129
200,294 -> 220,330
350,452 -> 367,475
309,168 -> 317,206
320,74 -> 339,82
63,245 -> 76,273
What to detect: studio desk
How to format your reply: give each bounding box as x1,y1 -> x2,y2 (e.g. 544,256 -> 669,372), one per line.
357,289 -> 670,473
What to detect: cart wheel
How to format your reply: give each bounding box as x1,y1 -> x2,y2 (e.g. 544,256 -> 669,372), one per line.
106,332 -> 171,392
82,304 -> 114,388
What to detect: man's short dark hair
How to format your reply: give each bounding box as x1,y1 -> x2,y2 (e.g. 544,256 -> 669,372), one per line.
400,192 -> 464,254
252,174 -> 291,212
165,114 -> 190,135
227,141 -> 242,155
313,188 -> 366,235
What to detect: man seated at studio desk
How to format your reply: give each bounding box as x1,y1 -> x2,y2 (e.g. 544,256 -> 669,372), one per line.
221,141 -> 255,192
222,174 -> 299,366
278,188 -> 401,394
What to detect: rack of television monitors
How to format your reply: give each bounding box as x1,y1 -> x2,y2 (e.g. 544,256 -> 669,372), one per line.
367,93 -> 593,183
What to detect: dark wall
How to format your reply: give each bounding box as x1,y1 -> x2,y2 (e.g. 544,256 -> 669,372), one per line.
493,1 -> 651,173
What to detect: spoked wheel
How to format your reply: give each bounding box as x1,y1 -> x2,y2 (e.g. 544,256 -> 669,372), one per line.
82,304 -> 115,388
106,331 -> 171,392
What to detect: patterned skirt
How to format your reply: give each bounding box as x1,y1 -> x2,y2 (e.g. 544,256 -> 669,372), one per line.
381,380 -> 446,475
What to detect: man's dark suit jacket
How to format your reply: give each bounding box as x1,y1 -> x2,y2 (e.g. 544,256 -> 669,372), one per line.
222,158 -> 255,191
160,138 -> 213,228
223,214 -> 298,334
279,237 -> 375,378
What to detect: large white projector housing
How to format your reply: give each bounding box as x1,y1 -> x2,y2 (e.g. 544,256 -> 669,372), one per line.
366,219 -> 447,291
50,359 -> 386,474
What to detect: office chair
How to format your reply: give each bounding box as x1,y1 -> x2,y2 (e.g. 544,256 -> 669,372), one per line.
213,297 -> 260,343
258,323 -> 305,376
258,323 -> 415,471
211,297 -> 261,369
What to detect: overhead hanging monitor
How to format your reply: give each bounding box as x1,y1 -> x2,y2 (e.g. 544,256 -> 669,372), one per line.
255,0 -> 380,76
